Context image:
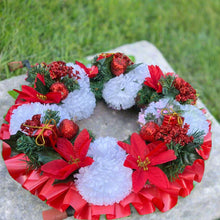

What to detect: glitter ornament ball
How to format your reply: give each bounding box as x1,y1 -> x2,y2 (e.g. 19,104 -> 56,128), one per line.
58,119 -> 79,140
140,122 -> 160,142
50,82 -> 69,100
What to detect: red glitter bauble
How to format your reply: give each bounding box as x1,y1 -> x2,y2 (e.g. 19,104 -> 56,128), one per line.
140,122 -> 160,142
58,119 -> 79,140
111,53 -> 134,76
50,82 -> 69,100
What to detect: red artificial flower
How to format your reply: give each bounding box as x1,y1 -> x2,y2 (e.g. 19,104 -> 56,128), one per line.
41,129 -> 94,180
75,61 -> 99,78
47,61 -> 73,80
118,133 -> 176,193
14,85 -> 61,104
34,73 -> 45,89
111,52 -> 134,76
173,77 -> 197,104
144,65 -> 165,93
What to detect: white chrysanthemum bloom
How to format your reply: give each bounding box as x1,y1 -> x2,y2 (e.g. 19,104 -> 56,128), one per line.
61,89 -> 96,120
102,64 -> 150,110
66,62 -> 90,89
76,137 -> 132,206
9,102 -> 70,135
180,104 -> 209,136
62,63 -> 96,120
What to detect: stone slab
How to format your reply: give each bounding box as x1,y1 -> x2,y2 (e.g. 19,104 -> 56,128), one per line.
0,41 -> 220,220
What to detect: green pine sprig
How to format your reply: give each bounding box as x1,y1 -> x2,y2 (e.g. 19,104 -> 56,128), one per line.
42,110 -> 61,125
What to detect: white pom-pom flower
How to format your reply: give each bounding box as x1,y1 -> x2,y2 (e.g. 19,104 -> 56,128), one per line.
102,64 -> 150,110
9,102 -> 70,135
180,104 -> 209,136
75,137 -> 132,206
62,63 -> 96,120
61,88 -> 96,120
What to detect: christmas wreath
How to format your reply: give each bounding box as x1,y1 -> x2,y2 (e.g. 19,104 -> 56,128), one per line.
0,53 -> 212,220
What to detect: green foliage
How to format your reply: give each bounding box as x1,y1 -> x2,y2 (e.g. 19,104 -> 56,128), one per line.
8,90 -> 19,99
42,110 -> 61,125
35,77 -> 49,94
160,75 -> 179,98
26,65 -> 50,84
4,131 -> 23,148
5,131 -> 62,169
90,56 -> 114,99
125,63 -> 141,74
161,131 -> 204,181
61,75 -> 79,92
135,85 -> 162,108
16,135 -> 44,168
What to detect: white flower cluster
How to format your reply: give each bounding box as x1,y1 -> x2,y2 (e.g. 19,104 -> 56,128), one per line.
139,97 -> 209,136
75,137 -> 132,206
102,64 -> 150,110
62,63 -> 96,120
9,102 -> 70,135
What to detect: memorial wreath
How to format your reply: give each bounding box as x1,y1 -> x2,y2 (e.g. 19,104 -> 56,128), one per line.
0,53 -> 212,220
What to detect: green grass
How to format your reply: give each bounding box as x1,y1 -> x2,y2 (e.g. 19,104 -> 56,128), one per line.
0,0 -> 219,121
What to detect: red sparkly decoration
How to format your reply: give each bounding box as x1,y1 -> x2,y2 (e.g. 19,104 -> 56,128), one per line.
140,122 -> 160,142
173,77 -> 197,104
20,114 -> 41,136
162,114 -> 184,127
155,121 -> 194,146
47,61 -> 73,80
50,82 -> 69,100
58,119 -> 79,140
34,122 -> 58,147
111,53 -> 134,76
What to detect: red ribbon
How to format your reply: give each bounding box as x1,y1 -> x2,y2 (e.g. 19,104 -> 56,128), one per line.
1,120 -> 212,219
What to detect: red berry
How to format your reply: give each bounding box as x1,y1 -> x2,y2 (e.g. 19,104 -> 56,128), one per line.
58,119 -> 79,140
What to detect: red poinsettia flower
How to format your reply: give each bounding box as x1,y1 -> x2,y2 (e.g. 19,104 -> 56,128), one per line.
41,129 -> 94,180
34,73 -> 45,89
14,85 -> 61,104
118,133 -> 176,193
75,61 -> 99,78
144,65 -> 165,93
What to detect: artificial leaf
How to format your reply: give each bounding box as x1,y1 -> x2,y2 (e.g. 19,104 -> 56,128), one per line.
8,90 -> 19,99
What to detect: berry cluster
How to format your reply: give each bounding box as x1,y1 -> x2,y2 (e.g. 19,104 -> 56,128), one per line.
174,77 -> 197,104
155,122 -> 194,146
47,61 -> 73,80
20,114 -> 41,136
111,53 -> 134,76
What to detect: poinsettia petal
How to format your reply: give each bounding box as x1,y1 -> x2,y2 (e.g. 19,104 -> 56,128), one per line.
41,159 -> 78,180
144,77 -> 157,90
132,169 -> 148,193
147,166 -> 169,189
130,133 -> 149,160
79,157 -> 94,168
118,141 -> 136,157
150,150 -> 176,166
46,92 -> 62,103
147,142 -> 167,158
56,138 -> 75,161
148,65 -> 164,81
73,129 -> 92,160
124,155 -> 138,170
